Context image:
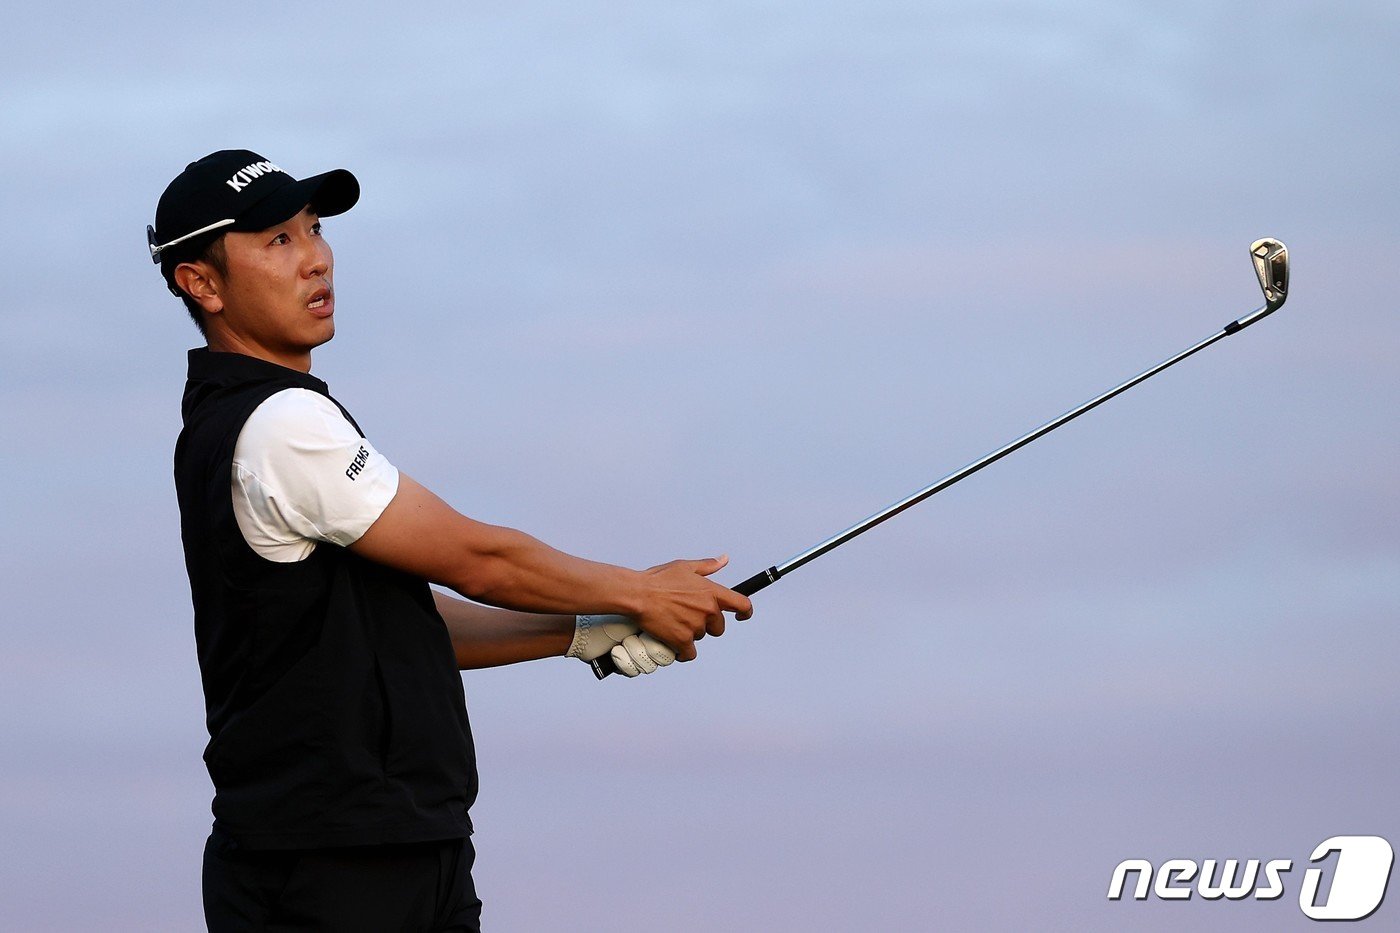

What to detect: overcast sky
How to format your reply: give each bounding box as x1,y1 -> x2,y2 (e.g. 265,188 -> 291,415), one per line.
3,2 -> 1397,930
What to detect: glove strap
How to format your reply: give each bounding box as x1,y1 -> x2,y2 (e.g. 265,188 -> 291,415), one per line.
565,614 -> 595,660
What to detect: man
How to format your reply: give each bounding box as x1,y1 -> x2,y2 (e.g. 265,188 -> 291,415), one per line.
152,150 -> 753,932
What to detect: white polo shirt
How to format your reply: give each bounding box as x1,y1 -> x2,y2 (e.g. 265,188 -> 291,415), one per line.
231,388 -> 400,562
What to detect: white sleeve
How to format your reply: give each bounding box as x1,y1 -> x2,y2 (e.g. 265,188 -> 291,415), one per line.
231,388 -> 400,562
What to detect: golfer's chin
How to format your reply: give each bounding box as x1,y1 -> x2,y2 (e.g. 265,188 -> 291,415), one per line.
311,319 -> 335,346
294,316 -> 335,353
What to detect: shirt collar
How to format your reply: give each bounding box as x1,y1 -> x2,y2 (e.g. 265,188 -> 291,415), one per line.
185,347 -> 329,394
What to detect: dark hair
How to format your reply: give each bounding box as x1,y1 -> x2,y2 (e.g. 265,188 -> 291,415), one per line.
160,235 -> 228,337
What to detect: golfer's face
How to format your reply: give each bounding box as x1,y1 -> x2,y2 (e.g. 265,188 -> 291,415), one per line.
218,206 -> 335,352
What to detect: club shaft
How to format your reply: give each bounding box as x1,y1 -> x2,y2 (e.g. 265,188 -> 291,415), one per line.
751,314 -> 1258,591
593,302 -> 1272,679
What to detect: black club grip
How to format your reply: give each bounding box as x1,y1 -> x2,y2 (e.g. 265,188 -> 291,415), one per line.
589,567 -> 779,680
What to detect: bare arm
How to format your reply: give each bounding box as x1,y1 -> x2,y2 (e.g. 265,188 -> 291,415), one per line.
431,590 -> 574,670
349,472 -> 752,661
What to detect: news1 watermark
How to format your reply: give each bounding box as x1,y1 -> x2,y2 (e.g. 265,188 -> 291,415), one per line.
1108,835 -> 1394,921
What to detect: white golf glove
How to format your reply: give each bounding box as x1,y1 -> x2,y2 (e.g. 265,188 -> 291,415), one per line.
566,614 -> 676,677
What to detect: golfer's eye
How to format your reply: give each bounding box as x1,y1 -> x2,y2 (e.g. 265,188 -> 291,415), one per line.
311,222 -> 323,236
270,232 -> 291,246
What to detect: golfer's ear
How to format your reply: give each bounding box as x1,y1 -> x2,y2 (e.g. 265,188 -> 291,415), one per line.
175,261 -> 223,314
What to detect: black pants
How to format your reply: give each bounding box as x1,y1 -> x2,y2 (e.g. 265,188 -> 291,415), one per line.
203,828 -> 482,932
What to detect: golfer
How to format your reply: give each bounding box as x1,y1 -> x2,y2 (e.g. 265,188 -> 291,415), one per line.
152,150 -> 753,932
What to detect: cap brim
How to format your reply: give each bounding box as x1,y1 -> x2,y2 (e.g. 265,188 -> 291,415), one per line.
234,169 -> 360,232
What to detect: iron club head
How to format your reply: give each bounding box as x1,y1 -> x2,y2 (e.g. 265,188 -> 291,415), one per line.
1251,238 -> 1289,311
1226,238 -> 1289,333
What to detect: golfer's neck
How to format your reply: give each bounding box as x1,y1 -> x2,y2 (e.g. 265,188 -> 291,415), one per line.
206,329 -> 314,374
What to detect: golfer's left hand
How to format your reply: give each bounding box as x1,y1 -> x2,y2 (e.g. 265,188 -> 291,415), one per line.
566,614 -> 677,677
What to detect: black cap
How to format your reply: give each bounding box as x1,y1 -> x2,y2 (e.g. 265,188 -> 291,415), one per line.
149,149 -> 359,263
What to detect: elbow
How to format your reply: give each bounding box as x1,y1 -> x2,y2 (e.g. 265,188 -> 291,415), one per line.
443,527 -> 526,606
450,557 -> 516,606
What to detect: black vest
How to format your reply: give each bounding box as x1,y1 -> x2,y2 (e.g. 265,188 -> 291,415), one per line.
174,348 -> 476,849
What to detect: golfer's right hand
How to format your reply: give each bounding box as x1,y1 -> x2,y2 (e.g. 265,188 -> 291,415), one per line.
634,555 -> 753,661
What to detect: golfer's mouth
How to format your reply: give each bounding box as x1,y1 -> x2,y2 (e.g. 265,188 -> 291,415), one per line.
307,286 -> 333,316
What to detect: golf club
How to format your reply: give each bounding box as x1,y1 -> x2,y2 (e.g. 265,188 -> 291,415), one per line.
593,238 -> 1290,679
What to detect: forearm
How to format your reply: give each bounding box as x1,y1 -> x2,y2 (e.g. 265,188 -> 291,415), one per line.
354,473 -> 651,615
433,590 -> 575,670
351,474 -> 751,662
452,524 -> 651,616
